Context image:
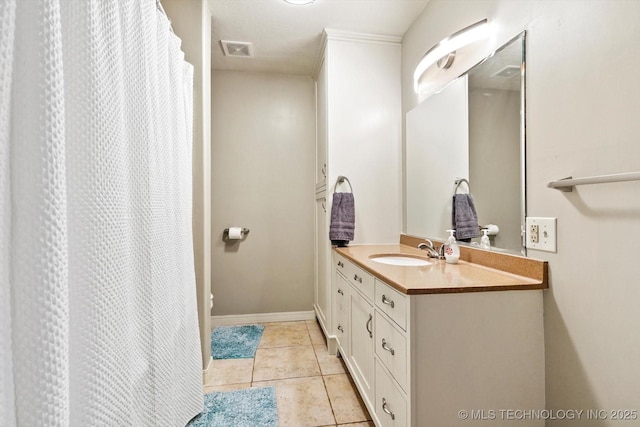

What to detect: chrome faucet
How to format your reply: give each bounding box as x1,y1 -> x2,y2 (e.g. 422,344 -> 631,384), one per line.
417,240 -> 441,259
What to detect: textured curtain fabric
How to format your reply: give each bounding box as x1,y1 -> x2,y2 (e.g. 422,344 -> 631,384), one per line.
0,1 -> 203,425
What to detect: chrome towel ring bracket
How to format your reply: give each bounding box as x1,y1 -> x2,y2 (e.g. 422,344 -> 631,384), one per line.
334,175 -> 353,193
454,178 -> 470,194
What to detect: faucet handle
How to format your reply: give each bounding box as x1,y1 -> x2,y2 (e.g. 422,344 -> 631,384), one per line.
417,239 -> 434,250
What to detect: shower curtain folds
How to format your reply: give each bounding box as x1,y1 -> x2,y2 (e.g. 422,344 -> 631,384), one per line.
0,1 -> 203,425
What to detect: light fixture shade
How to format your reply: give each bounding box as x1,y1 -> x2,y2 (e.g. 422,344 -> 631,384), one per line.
283,0 -> 315,4
413,19 -> 490,92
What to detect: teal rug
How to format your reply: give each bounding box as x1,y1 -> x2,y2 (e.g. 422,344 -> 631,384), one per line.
211,324 -> 264,359
187,387 -> 278,427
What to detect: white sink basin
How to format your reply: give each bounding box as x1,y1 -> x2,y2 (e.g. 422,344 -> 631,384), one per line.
370,254 -> 432,267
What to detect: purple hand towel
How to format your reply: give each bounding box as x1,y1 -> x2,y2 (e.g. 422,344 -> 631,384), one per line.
329,192 -> 355,245
452,193 -> 480,240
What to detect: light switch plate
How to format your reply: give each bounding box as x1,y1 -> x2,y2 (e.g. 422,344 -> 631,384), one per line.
525,217 -> 557,252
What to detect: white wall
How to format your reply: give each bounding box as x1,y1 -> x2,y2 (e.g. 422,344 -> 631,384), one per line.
403,1 -> 640,424
211,71 -> 315,316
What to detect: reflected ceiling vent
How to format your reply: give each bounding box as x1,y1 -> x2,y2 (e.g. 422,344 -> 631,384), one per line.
220,40 -> 254,58
491,65 -> 520,78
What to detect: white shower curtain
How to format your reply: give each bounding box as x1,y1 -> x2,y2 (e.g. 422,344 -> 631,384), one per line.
0,1 -> 203,425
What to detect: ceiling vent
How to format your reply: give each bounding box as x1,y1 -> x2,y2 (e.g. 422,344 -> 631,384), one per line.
220,40 -> 254,58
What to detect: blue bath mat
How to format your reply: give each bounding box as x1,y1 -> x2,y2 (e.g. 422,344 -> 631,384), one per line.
187,387 -> 278,427
211,324 -> 264,359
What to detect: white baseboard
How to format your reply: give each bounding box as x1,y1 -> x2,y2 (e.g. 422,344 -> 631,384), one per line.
210,310 -> 316,328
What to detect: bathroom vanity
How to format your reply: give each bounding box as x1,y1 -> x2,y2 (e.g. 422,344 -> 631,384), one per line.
330,235 -> 547,427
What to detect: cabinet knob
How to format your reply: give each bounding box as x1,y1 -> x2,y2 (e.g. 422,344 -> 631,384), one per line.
337,324 -> 344,332
337,288 -> 344,296
337,261 -> 344,268
382,398 -> 396,420
381,338 -> 395,356
353,274 -> 362,283
381,294 -> 395,308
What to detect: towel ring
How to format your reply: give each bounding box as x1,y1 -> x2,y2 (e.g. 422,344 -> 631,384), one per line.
454,178 -> 470,194
334,175 -> 353,193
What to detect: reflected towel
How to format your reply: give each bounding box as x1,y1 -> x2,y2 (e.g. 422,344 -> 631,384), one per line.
452,194 -> 480,240
329,192 -> 355,246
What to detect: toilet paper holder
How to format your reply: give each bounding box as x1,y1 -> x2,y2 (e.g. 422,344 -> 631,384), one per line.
223,227 -> 250,240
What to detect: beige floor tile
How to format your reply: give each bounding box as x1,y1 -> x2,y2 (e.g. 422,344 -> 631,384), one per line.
253,376 -> 336,427
324,374 -> 371,424
306,319 -> 327,346
204,358 -> 254,386
253,346 -> 321,381
314,343 -> 346,375
260,321 -> 311,348
203,383 -> 252,393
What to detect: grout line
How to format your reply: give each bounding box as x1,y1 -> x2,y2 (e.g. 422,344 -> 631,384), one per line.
320,374 -> 338,426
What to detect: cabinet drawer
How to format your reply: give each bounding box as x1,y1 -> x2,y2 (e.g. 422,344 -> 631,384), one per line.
375,280 -> 407,330
375,311 -> 408,393
347,262 -> 374,301
335,253 -> 374,301
375,360 -> 408,427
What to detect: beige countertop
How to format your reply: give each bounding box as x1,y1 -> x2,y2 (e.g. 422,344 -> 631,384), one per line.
335,242 -> 547,295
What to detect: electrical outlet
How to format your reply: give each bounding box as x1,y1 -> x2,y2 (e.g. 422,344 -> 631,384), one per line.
525,217 -> 557,252
529,224 -> 539,243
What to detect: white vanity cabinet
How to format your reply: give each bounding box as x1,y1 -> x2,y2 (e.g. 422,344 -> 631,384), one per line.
312,29 -> 402,345
334,252 -> 375,407
314,192 -> 329,331
333,252 -> 545,427
347,278 -> 374,404
333,269 -> 349,352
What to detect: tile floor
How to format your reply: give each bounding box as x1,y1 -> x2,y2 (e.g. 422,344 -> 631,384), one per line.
203,320 -> 374,427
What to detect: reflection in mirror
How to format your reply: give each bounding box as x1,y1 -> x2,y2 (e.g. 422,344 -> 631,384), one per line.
406,32 -> 526,255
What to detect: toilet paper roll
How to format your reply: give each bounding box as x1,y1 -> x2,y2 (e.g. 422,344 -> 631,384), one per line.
227,227 -> 243,239
485,224 -> 499,236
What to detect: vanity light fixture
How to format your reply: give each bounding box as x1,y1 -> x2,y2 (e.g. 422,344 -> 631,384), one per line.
283,0 -> 315,4
413,19 -> 490,92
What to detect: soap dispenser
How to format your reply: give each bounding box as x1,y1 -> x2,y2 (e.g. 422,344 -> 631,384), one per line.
480,229 -> 491,250
444,229 -> 460,264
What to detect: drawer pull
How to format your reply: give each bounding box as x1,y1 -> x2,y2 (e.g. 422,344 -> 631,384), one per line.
381,338 -> 395,355
366,313 -> 373,338
337,288 -> 344,295
353,274 -> 362,283
381,294 -> 395,308
337,325 -> 344,332
337,261 -> 344,268
382,398 -> 396,420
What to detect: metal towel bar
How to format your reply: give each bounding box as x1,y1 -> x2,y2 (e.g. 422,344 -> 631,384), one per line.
548,171 -> 640,192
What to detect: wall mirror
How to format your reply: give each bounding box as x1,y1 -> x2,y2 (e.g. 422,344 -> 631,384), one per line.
406,31 -> 526,255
